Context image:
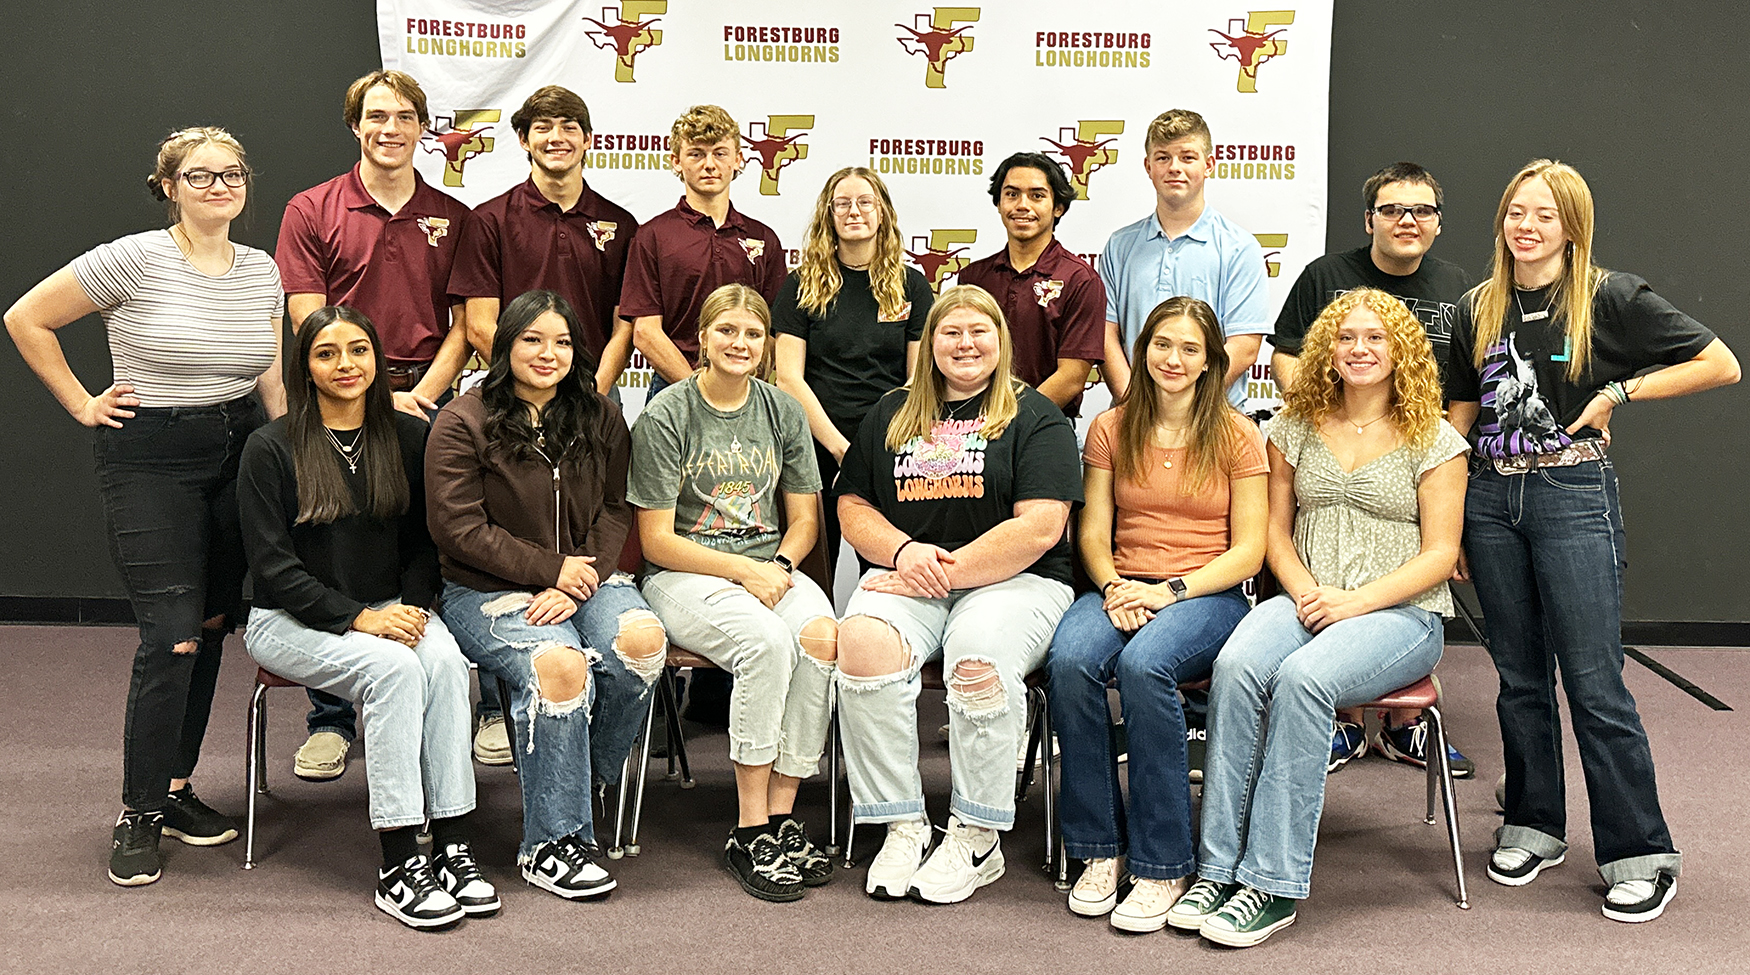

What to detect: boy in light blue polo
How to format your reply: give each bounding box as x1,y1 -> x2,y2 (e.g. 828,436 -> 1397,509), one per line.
1099,109 -> 1269,406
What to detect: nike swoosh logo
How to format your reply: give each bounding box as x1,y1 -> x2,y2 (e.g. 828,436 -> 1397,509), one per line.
539,860 -> 568,881
971,846 -> 996,868
390,881 -> 416,908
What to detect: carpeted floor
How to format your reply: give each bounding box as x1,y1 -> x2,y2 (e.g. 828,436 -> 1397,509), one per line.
1,624 -> 1742,975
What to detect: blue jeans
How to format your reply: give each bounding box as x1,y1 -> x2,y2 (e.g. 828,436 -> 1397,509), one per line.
247,605 -> 475,829
95,396 -> 263,812
439,577 -> 662,860
1465,460 -> 1680,884
1048,587 -> 1249,880
1197,596 -> 1444,899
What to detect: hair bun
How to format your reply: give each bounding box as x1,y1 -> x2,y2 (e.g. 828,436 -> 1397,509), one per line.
145,174 -> 168,202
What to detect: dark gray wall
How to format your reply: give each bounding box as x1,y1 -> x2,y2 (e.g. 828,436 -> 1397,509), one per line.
2,2 -> 1745,622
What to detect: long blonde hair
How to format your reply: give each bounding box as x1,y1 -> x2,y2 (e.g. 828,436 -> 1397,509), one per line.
1284,288 -> 1444,451
1113,297 -> 1242,493
1470,159 -> 1604,382
795,167 -> 910,321
695,284 -> 775,383
885,285 -> 1021,450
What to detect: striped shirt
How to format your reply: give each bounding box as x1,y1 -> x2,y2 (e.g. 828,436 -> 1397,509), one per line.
71,230 -> 282,407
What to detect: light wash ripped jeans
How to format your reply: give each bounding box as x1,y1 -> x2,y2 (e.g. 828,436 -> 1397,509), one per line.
439,575 -> 663,861
245,602 -> 475,830
837,571 -> 1072,831
641,568 -> 838,777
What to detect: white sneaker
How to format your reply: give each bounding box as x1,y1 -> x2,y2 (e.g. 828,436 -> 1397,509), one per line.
865,817 -> 932,899
1067,857 -> 1122,916
906,815 -> 1004,904
1602,873 -> 1677,923
1111,875 -> 1192,933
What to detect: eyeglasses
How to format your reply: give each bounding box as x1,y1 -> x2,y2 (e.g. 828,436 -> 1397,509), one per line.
1371,203 -> 1440,223
830,196 -> 878,214
179,169 -> 251,189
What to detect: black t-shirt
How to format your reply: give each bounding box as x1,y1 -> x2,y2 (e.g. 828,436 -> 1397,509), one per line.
772,264 -> 933,437
1272,246 -> 1473,387
1448,272 -> 1717,459
836,383 -> 1083,587
240,412 -> 440,633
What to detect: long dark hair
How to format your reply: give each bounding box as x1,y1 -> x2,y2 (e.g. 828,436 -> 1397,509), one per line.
481,290 -> 605,469
285,306 -> 409,524
1113,297 -> 1241,493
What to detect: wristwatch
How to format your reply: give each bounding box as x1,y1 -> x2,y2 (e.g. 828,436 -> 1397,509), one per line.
1166,577 -> 1189,600
773,554 -> 795,574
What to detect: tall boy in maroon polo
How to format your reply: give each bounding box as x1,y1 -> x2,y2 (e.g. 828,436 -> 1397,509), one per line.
620,104 -> 784,390
448,85 -> 639,395
956,151 -> 1106,418
273,69 -> 471,778
276,69 -> 471,419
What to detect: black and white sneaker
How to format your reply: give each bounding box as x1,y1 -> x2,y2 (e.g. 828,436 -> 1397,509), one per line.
434,842 -> 501,916
1487,846 -> 1564,886
108,810 -> 163,887
522,835 -> 616,900
376,854 -> 464,929
725,829 -> 805,902
775,818 -> 834,887
162,785 -> 238,846
1603,872 -> 1677,923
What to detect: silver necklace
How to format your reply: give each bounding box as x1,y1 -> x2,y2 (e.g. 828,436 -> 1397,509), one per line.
1514,288 -> 1553,322
325,426 -> 365,474
943,395 -> 983,422
1340,411 -> 1391,435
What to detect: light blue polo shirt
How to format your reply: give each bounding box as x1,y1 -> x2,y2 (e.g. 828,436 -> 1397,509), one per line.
1099,206 -> 1270,405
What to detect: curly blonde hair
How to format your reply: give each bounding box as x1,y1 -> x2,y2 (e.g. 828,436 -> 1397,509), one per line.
1283,288 -> 1443,450
794,167 -> 909,321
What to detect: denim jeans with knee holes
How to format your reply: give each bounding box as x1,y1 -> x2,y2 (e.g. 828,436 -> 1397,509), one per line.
1196,596 -> 1444,899
641,569 -> 837,777
247,605 -> 475,829
96,396 -> 263,812
836,571 -> 1072,831
1049,587 -> 1249,879
440,577 -> 661,860
1465,460 -> 1681,884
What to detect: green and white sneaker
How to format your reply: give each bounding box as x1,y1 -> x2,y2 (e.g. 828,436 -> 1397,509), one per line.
1199,886 -> 1297,947
1164,878 -> 1238,930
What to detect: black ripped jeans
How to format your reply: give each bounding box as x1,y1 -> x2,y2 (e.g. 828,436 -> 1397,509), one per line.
95,395 -> 263,813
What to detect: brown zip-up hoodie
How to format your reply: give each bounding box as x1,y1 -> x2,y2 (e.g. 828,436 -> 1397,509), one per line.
426,386 -> 632,594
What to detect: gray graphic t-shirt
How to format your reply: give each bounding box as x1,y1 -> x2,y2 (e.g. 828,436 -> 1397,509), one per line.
627,376 -> 821,560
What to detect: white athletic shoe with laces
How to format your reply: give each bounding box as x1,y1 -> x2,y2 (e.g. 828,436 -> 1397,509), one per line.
907,815 -> 1004,904
1068,857 -> 1122,916
865,817 -> 932,899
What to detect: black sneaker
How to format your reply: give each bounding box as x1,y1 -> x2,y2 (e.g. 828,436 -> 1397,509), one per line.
162,785 -> 238,846
434,842 -> 501,916
376,854 -> 464,929
725,829 -> 805,902
522,835 -> 617,900
1602,872 -> 1677,923
775,817 -> 834,886
1487,846 -> 1565,886
108,810 -> 163,887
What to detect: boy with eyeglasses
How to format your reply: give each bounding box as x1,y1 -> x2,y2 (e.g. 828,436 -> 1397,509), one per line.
621,104 -> 785,399
1269,161 -> 1476,779
956,152 -> 1106,419
275,69 -> 472,785
1098,109 -> 1269,407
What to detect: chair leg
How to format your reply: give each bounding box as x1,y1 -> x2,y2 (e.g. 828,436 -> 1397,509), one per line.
243,680 -> 269,870
1016,690 -> 1043,802
1035,688 -> 1063,883
661,668 -> 694,789
1424,705 -> 1469,909
495,676 -> 519,777
825,681 -> 842,856
625,677 -> 664,857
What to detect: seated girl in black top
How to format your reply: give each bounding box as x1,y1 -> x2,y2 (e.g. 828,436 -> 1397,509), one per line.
240,306 -> 492,930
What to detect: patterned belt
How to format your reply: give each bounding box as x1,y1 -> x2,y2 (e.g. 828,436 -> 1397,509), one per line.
1491,438 -> 1608,475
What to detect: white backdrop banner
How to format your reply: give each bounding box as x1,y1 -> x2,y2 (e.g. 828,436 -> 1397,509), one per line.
379,0 -> 1331,422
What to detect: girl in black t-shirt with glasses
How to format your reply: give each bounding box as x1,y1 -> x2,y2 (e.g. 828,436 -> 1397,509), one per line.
1447,159 -> 1738,924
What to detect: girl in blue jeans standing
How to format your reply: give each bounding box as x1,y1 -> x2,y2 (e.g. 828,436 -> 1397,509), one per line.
1448,160 -> 1738,923
1049,296 -> 1266,931
1174,288 -> 1468,947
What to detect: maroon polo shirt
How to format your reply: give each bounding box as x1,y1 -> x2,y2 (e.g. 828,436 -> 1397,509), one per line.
617,196 -> 785,362
957,237 -> 1107,417
447,177 -> 639,358
276,165 -> 470,365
